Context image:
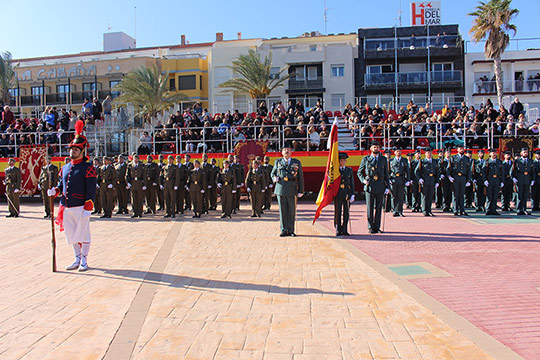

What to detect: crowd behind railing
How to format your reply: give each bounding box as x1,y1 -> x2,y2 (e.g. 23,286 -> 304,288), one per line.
1,97 -> 539,158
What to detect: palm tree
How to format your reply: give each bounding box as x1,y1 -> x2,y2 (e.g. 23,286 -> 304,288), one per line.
218,49 -> 290,99
469,0 -> 518,109
113,65 -> 188,124
0,52 -> 17,107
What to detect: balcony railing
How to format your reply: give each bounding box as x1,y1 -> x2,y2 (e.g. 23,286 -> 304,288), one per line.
71,91 -> 95,104
473,79 -> 540,94
288,77 -> 324,90
45,93 -> 68,105
365,71 -> 462,87
365,35 -> 460,52
20,95 -> 41,106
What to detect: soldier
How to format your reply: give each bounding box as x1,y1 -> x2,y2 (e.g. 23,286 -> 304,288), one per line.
99,156 -> 117,218
532,149 -> 540,211
501,151 -> 514,211
3,158 -> 21,218
410,150 -> 422,212
161,155 -> 178,218
245,159 -> 267,217
217,160 -> 237,218
415,147 -> 440,216
188,160 -> 206,218
511,147 -> 534,215
38,156 -> 59,218
157,154 -> 166,211
175,155 -> 189,214
440,149 -> 453,212
208,158 -> 219,210
473,150 -> 487,212
184,154 -> 194,211
389,147 -> 410,217
271,146 -> 304,237
383,149 -> 392,212
435,149 -> 444,208
64,157 -> 71,165
484,148 -> 504,215
334,153 -> 355,236
261,155 -> 274,211
115,155 -> 129,214
92,158 -> 102,215
201,154 -> 212,214
406,152 -> 414,209
357,141 -> 390,234
126,154 -> 145,218
227,155 -> 238,213
465,149 -> 474,208
233,155 -> 245,212
447,144 -> 472,216
144,155 -> 160,214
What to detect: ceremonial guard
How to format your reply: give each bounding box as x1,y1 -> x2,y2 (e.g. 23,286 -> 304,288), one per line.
4,158 -> 21,217
99,156 -> 117,218
201,154 -> 212,214
415,147 -> 440,216
410,150 -> 422,212
465,150 -> 474,208
48,120 -> 97,271
334,153 -> 354,236
144,155 -> 160,214
208,158 -> 219,210
261,156 -> 274,210
383,149 -> 392,212
440,149 -> 453,212
233,155 -> 245,212
389,148 -> 410,217
38,156 -> 59,218
157,154 -> 166,210
184,154 -> 194,211
126,154 -> 145,218
161,155 -> 178,218
92,157 -> 102,215
245,159 -> 267,217
435,149 -> 444,208
188,160 -> 206,218
271,146 -> 304,237
406,152 -> 414,209
501,151 -> 514,211
473,150 -> 487,212
511,147 -> 534,215
532,149 -> 540,211
115,155 -> 129,214
484,149 -> 504,215
447,144 -> 472,216
217,160 -> 237,218
175,155 -> 188,214
357,141 -> 390,233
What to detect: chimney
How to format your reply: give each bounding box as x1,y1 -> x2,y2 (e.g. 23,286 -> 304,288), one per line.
181,34 -> 186,45
216,32 -> 224,41
237,32 -> 242,40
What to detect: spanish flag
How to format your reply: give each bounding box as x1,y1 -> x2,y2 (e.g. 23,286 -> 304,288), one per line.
313,118 -> 341,224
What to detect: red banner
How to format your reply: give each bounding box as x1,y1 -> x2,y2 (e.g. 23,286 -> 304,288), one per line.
234,140 -> 269,173
19,145 -> 48,196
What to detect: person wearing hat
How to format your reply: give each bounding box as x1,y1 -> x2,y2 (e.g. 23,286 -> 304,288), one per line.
3,157 -> 21,218
92,157 -> 102,215
485,149 -> 504,215
447,144 -> 472,216
501,150 -> 515,211
357,141 -> 390,234
389,148 -> 410,217
464,149 -> 474,208
440,149 -> 453,212
435,149 -> 445,209
406,152 -> 414,209
160,155 -> 178,218
531,149 -> 540,211
271,146 -> 304,237
115,155 -> 129,214
232,155 -> 245,213
38,155 -> 59,218
47,120 -> 97,271
175,155 -> 188,214
183,154 -> 194,211
201,154 -> 212,214
415,147 -> 439,216
382,149 -> 392,212
410,150 -> 422,212
208,158 -> 220,211
217,160 -> 237,218
473,150 -> 487,212
334,152 -> 355,236
511,147 -> 534,215
157,154 -> 166,211
144,155 -> 160,215
188,159 -> 207,218
245,159 -> 267,217
261,156 -> 274,211
126,154 -> 145,218
99,156 -> 117,218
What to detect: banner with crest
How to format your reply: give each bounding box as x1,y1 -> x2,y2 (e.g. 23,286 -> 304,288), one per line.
19,145 -> 48,195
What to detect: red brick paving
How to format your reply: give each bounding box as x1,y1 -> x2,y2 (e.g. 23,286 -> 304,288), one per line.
305,202 -> 540,360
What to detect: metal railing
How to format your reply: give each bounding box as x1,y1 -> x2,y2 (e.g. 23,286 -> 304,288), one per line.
365,35 -> 460,51
365,71 -> 462,86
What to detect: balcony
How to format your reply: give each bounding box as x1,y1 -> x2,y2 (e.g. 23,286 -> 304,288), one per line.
45,93 -> 68,105
20,95 -> 41,106
473,79 -> 540,95
286,77 -> 325,94
364,35 -> 462,59
364,71 -> 462,90
71,91 -> 95,104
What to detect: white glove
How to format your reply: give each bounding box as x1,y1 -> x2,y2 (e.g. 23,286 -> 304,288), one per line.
241,183 -> 244,187
363,179 -> 369,185
107,184 -> 113,189
152,182 -> 157,186
273,177 -> 279,183
419,179 -> 424,185
83,210 -> 92,218
500,182 -> 504,188
297,193 -> 303,198
38,184 -> 41,190
405,181 -> 410,187
473,179 -> 477,183
185,185 -> 189,191
217,183 -> 222,188
208,185 -> 212,189
127,183 -> 132,189
440,174 -> 445,179
435,183 -> 439,188
532,181 -> 536,186
465,181 -> 471,187
268,184 -> 273,188
247,187 -> 251,192
161,185 -> 165,190
201,190 -> 205,193
14,189 -> 19,193
384,188 -> 390,195
512,178 -> 518,184
173,186 -> 177,190
47,188 -> 57,196
484,180 -> 489,187
142,186 -> 147,191
448,176 -> 455,183
262,189 -> 265,193
350,195 -> 355,202
232,190 -> 237,193
96,184 -> 100,189
237,184 -> 241,188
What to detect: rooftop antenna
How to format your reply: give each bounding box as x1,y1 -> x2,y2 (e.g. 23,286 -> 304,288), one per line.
107,21 -> 112,32
134,6 -> 137,41
324,0 -> 333,34
397,0 -> 402,27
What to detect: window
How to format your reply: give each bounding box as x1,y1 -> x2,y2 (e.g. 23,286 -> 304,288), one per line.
367,65 -> 393,74
270,67 -> 280,80
56,84 -> 71,94
432,63 -> 453,72
200,75 -> 203,90
8,88 -> 19,97
169,78 -> 176,91
309,45 -> 317,52
331,94 -> 345,108
178,75 -> 196,90
307,66 -> 318,80
31,86 -> 43,95
331,65 -> 344,77
294,67 -> 305,81
83,83 -> 96,91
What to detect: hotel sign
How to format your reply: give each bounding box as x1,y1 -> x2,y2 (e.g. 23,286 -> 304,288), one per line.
16,64 -> 122,82
411,1 -> 441,25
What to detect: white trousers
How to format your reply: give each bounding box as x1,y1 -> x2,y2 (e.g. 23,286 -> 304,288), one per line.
63,206 -> 91,244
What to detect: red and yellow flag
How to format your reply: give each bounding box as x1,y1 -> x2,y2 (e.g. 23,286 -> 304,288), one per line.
313,118 -> 341,224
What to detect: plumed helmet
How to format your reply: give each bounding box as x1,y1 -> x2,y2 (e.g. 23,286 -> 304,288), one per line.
68,120 -> 88,150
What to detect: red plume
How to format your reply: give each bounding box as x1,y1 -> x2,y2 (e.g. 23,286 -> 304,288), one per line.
75,120 -> 84,137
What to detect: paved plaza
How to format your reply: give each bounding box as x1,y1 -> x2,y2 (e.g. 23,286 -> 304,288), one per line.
0,201 -> 535,359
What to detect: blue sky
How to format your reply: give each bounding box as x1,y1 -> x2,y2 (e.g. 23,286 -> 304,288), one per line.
3,0 -> 538,59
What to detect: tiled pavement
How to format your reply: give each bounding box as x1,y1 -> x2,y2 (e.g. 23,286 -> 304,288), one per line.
0,202 -> 520,359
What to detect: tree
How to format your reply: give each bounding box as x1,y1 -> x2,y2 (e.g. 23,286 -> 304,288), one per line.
469,0 -> 518,109
0,52 -> 17,107
218,49 -> 290,99
113,65 -> 188,124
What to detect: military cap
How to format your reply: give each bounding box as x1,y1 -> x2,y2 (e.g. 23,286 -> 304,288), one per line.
456,144 -> 464,148
8,157 -> 16,163
407,153 -> 414,157
488,148 -> 498,153
477,149 -> 485,154
194,159 -> 201,165
503,150 -> 512,155
414,149 -> 421,154
339,153 -> 349,159
520,147 -> 529,152
534,149 -> 540,155
465,149 -> 473,154
211,158 -> 217,163
371,141 -> 380,146
167,155 -> 174,159
383,149 -> 391,154
103,156 -> 112,161
437,149 -> 444,154
424,147 -> 433,152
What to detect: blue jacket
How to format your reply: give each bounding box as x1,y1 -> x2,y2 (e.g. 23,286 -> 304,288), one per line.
57,160 -> 97,208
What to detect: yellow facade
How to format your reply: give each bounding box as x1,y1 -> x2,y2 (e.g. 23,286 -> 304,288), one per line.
161,55 -> 209,110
